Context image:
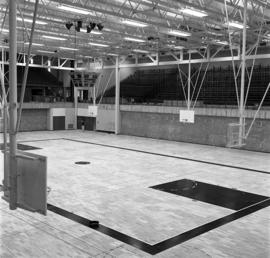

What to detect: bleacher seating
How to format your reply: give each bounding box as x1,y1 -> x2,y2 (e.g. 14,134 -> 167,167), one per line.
102,65 -> 270,107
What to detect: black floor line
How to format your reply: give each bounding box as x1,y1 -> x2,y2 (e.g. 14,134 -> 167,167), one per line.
63,138 -> 270,175
19,138 -> 63,143
47,203 -> 155,254
151,198 -> 270,254
47,198 -> 270,255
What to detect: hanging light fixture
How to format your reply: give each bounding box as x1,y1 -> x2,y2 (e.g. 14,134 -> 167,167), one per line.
65,21 -> 73,30
97,23 -> 104,31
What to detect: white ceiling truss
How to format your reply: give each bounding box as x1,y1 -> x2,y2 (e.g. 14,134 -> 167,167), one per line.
0,0 -> 269,66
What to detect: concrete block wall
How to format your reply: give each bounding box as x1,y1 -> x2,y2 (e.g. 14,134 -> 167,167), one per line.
19,109 -> 48,131
120,111 -> 270,153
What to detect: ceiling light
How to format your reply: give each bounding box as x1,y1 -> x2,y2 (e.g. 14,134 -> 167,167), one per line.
124,37 -> 145,43
174,45 -> 184,49
122,20 -> 148,27
227,22 -> 249,29
85,22 -> 97,33
24,42 -> 44,46
86,26 -> 91,33
17,17 -> 47,25
182,8 -> 208,17
166,12 -> 181,18
107,53 -> 118,56
207,31 -> 223,36
90,31 -> 102,35
42,35 -> 67,41
133,49 -> 149,53
58,5 -> 91,15
89,42 -> 109,47
90,22 -> 96,30
75,21 -> 82,32
37,50 -> 55,54
214,40 -> 228,45
65,22 -> 73,30
1,28 -> 9,33
59,47 -> 79,51
167,29 -> 191,37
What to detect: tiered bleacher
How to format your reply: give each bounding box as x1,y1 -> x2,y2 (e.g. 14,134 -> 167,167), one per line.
102,65 -> 270,107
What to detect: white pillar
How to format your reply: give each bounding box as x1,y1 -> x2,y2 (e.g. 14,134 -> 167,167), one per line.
239,0 -> 247,145
74,87 -> 78,129
115,56 -> 120,134
9,0 -> 18,210
187,52 -> 191,110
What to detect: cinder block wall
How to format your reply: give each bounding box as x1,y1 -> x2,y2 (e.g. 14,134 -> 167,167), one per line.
19,109 -> 48,131
121,111 -> 270,153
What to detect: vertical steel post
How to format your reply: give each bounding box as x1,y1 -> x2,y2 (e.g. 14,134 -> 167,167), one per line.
9,0 -> 18,210
93,84 -> 96,105
115,56 -> 120,134
187,52 -> 191,110
239,0 -> 247,145
1,47 -> 9,196
16,0 -> 39,133
74,87 -> 78,129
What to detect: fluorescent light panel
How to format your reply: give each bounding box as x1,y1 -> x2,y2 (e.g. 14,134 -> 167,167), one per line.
58,5 -> 91,15
182,8 -> 208,17
168,30 -> 191,37
124,37 -> 145,42
174,45 -> 184,49
133,49 -> 149,53
80,28 -> 102,34
122,20 -> 148,27
91,31 -> 102,35
42,35 -> 67,41
17,17 -> 47,25
228,21 -> 248,29
214,40 -> 228,45
89,42 -> 109,47
24,42 -> 44,46
37,50 -> 55,54
59,47 -> 79,51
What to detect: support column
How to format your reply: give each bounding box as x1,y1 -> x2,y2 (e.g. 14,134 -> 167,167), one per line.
9,0 -> 18,210
93,85 -> 96,105
239,0 -> 247,145
74,87 -> 78,129
1,47 -> 9,196
115,56 -> 120,134
187,52 -> 191,110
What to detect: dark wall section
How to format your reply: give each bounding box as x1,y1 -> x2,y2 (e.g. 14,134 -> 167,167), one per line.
77,116 -> 96,130
19,109 -> 48,131
53,116 -> 65,130
121,111 -> 270,153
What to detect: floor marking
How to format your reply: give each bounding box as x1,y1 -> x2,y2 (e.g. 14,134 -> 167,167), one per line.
0,143 -> 41,151
63,138 -> 270,175
151,179 -> 269,210
19,138 -> 63,143
47,198 -> 270,255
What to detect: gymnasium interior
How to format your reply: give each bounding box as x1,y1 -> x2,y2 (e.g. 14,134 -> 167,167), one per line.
0,0 -> 270,257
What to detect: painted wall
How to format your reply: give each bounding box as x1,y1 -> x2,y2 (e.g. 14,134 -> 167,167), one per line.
120,111 -> 270,153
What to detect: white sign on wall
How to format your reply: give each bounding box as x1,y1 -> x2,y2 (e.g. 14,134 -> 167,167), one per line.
179,110 -> 195,123
88,105 -> 98,117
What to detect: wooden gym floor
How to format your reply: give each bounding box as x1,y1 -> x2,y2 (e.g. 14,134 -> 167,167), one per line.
0,130 -> 269,258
